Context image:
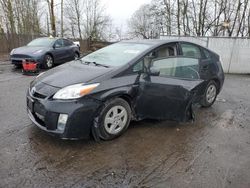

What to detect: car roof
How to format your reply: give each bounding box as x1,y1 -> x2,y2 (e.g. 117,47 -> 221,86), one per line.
120,39 -> 218,56
121,39 -> 176,45
35,37 -> 71,41
120,39 -> 202,48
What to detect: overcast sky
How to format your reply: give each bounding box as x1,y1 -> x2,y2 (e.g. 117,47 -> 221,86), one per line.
102,0 -> 151,28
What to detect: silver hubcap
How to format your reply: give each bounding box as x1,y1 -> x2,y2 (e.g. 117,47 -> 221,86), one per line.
104,105 -> 128,135
46,56 -> 53,68
206,84 -> 217,104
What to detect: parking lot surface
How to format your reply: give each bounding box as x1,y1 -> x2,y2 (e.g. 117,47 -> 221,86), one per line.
0,63 -> 250,188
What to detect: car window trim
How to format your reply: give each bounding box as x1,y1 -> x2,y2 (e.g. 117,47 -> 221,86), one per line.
179,42 -> 203,59
200,47 -> 212,60
63,39 -> 72,46
128,42 -> 181,75
54,39 -> 64,48
150,56 -> 201,81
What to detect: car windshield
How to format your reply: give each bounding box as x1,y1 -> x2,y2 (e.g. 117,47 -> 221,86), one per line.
27,38 -> 55,47
81,42 -> 152,67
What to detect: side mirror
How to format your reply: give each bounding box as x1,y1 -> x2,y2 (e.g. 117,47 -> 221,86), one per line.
149,66 -> 160,76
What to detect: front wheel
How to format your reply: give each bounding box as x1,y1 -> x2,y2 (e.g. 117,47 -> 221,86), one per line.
93,98 -> 131,141
43,54 -> 54,69
200,80 -> 218,107
14,64 -> 22,69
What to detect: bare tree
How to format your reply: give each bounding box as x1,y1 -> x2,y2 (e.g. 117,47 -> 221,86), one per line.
129,0 -> 250,38
65,0 -> 83,39
61,0 -> 64,37
0,0 -> 16,35
46,0 -> 56,36
128,4 -> 160,39
83,0 -> 111,40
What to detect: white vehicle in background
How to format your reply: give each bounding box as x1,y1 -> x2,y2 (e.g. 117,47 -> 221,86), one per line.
73,41 -> 80,51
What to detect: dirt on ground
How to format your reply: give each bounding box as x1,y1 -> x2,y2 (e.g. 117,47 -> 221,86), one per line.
0,63 -> 249,188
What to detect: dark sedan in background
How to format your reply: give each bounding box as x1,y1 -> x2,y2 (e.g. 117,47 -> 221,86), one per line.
27,40 -> 224,141
10,37 -> 80,69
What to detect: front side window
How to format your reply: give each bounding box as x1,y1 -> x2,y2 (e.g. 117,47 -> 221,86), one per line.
181,43 -> 201,59
133,60 -> 143,72
54,39 -> 63,48
151,57 -> 200,79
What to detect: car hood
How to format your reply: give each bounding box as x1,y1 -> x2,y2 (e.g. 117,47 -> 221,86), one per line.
36,61 -> 114,88
12,46 -> 48,54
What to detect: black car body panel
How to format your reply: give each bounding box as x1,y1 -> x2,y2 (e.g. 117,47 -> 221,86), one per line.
134,76 -> 203,121
27,92 -> 102,139
27,40 -> 224,139
37,61 -> 115,88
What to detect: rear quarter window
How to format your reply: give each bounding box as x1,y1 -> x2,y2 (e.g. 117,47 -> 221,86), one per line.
64,39 -> 73,46
202,49 -> 211,59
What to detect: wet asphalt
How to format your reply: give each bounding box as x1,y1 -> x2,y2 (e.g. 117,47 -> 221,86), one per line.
0,63 -> 249,188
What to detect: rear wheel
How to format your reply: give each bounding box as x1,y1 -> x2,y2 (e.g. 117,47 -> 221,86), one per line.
93,98 -> 131,140
74,52 -> 80,60
200,80 -> 218,107
43,54 -> 54,69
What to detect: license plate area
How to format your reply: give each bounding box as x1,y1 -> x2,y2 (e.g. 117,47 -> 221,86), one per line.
27,96 -> 34,113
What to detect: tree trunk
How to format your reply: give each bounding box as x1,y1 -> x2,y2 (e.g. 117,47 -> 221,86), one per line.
61,0 -> 64,37
177,0 -> 181,35
51,0 -> 56,36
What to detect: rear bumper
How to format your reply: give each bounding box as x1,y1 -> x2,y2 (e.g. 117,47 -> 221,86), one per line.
26,91 -> 102,139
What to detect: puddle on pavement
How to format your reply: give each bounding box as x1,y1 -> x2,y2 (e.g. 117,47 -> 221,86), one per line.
216,98 -> 227,103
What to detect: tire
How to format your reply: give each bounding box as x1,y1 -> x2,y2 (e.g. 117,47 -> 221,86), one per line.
43,54 -> 54,69
14,64 -> 22,69
74,52 -> 80,60
93,98 -> 131,141
200,80 -> 218,107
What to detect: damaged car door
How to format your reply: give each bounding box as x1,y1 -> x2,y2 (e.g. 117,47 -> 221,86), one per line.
135,56 -> 204,122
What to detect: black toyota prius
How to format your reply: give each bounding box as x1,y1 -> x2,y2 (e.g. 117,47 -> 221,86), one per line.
27,40 -> 224,140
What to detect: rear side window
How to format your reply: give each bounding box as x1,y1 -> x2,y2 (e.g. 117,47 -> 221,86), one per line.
155,43 -> 178,58
203,49 -> 211,59
181,43 -> 201,59
63,39 -> 73,46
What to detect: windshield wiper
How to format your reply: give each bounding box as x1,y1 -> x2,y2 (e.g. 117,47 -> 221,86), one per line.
80,60 -> 110,68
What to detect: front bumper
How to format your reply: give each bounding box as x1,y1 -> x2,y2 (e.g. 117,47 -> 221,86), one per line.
10,55 -> 43,65
26,90 -> 102,139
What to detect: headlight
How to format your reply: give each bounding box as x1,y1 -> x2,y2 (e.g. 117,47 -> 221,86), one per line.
10,49 -> 15,55
53,83 -> 100,100
33,49 -> 44,54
